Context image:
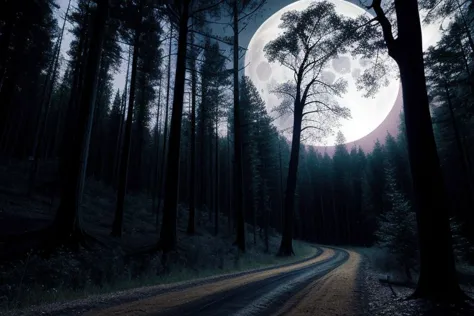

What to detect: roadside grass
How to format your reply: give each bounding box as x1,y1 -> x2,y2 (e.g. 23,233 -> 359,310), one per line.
0,177 -> 316,313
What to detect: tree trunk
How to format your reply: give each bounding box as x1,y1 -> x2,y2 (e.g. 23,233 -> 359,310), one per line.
59,7 -> 89,181
152,79 -> 162,215
52,0 -> 108,248
111,26 -> 140,238
391,0 -> 462,301
215,116 -> 219,236
209,129 -> 213,223
159,1 -> 189,253
187,53 -> 197,235
253,197 -> 257,245
278,104 -> 302,256
264,197 -> 269,253
29,0 -> 71,194
157,23 -> 173,227
320,194 -> 325,242
332,190 -> 339,244
199,104 -> 206,216
227,126 -> 232,232
113,48 -> 131,187
233,0 -> 245,252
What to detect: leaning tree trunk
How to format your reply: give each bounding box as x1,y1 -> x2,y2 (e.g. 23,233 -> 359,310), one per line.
52,0 -> 108,248
159,1 -> 190,253
111,26 -> 140,238
278,103 -> 302,256
233,0 -> 246,252
385,0 -> 463,301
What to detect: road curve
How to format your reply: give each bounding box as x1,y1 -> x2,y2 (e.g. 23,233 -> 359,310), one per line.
155,248 -> 349,316
85,247 -> 349,316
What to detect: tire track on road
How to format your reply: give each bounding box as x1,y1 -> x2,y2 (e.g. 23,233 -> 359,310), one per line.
148,248 -> 348,316
85,247 -> 332,316
274,249 -> 363,316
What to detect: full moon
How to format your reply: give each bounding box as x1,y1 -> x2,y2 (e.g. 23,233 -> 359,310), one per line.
245,0 -> 441,146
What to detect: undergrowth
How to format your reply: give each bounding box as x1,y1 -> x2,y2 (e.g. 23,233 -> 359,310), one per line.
0,179 -> 315,313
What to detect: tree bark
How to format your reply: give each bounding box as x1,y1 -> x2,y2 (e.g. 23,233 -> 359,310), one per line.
29,0 -> 71,194
157,23 -> 173,228
209,127 -> 213,223
278,104 -> 302,256
113,47 -> 131,187
111,24 -> 140,238
152,79 -> 162,216
187,51 -> 197,235
227,125 -> 232,232
387,0 -> 463,301
278,138 -> 284,233
159,1 -> 189,253
52,0 -> 108,248
233,0 -> 246,252
215,114 -> 219,236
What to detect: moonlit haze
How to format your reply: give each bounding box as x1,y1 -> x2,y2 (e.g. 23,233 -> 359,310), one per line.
245,0 -> 442,146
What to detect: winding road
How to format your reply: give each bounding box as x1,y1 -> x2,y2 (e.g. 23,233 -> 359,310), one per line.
79,247 -> 363,316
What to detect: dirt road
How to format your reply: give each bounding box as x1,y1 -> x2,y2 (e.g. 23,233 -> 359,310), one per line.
81,247 -> 363,316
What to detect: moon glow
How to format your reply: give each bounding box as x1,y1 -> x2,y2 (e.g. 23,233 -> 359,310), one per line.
245,0 -> 440,146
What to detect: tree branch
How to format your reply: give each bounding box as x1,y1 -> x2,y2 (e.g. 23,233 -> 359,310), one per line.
301,125 -> 325,133
190,0 -> 226,18
238,0 -> 266,22
368,0 -> 397,54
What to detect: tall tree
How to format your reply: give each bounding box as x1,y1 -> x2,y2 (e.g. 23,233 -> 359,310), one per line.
363,0 -> 464,300
158,1 -> 189,252
186,30 -> 198,235
158,0 -> 223,253
52,0 -> 109,247
264,2 -> 351,255
112,0 -> 162,237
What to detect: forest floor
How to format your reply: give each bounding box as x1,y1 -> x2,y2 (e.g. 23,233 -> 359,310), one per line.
357,247 -> 474,316
2,162 -> 474,315
0,162 -> 316,314
3,247 -> 364,316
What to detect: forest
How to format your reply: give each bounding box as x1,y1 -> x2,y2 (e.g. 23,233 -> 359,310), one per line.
1,0 -> 474,314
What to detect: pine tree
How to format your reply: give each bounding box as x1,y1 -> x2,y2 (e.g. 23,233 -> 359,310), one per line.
376,163 -> 418,281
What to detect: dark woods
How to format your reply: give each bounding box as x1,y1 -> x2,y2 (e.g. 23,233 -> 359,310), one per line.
0,0 -> 473,309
